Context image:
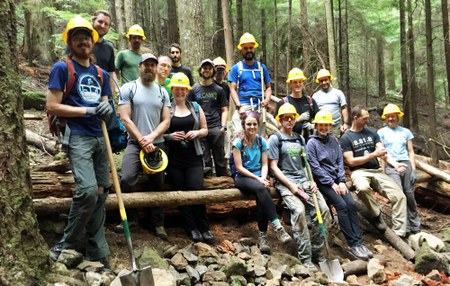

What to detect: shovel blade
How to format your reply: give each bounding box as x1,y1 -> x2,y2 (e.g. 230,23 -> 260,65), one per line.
319,259 -> 344,282
119,266 -> 155,286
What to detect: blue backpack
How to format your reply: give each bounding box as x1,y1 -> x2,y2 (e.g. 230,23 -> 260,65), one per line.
229,135 -> 263,178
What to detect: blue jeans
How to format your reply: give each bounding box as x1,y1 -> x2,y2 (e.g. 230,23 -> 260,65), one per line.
317,183 -> 363,247
62,135 -> 111,260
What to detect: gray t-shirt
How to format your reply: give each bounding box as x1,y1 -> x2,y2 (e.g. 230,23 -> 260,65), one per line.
267,131 -> 307,180
119,80 -> 170,144
312,87 -> 347,125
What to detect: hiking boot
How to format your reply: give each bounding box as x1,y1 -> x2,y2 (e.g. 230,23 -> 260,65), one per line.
302,260 -> 319,272
348,246 -> 369,261
98,257 -> 112,272
358,244 -> 373,258
275,227 -> 293,244
155,226 -> 168,240
189,229 -> 203,242
258,233 -> 271,254
202,231 -> 215,244
49,243 -> 63,261
373,215 -> 387,231
313,254 -> 327,264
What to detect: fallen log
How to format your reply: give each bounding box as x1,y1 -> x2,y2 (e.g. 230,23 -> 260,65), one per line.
342,260 -> 368,277
416,160 -> 450,184
26,129 -> 58,155
33,187 -> 278,215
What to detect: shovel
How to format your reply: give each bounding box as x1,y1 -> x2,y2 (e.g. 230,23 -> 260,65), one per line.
101,121 -> 155,286
301,148 -> 344,282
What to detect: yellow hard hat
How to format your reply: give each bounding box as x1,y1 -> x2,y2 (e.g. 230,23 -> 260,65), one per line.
213,57 -> 229,72
275,103 -> 299,121
125,24 -> 146,40
237,33 -> 259,50
315,69 -> 334,83
62,15 -> 99,44
312,110 -> 333,124
168,72 -> 192,90
140,148 -> 168,174
381,104 -> 404,119
286,68 -> 307,83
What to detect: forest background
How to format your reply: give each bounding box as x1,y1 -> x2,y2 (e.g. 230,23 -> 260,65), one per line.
20,0 -> 450,163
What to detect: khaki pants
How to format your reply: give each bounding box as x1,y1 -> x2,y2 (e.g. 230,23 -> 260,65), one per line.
351,168 -> 407,236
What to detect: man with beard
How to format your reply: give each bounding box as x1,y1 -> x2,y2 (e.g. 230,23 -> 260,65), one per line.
115,24 -> 146,85
187,59 -> 229,177
47,16 -> 114,270
312,69 -> 349,136
228,33 -> 272,134
118,53 -> 171,240
169,43 -> 194,86
340,105 -> 408,237
213,57 -> 231,102
156,55 -> 172,100
275,68 -> 319,141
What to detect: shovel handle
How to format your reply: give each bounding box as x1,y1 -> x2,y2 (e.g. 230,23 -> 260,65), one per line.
101,121 -> 139,271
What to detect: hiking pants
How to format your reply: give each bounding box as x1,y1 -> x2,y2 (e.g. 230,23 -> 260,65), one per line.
235,176 -> 278,232
63,135 -> 111,260
120,141 -> 166,228
385,161 -> 421,233
275,179 -> 329,263
351,168 -> 407,236
203,126 -> 228,176
317,183 -> 363,247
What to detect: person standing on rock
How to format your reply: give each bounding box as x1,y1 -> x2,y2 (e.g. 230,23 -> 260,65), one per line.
306,110 -> 373,261
377,104 -> 421,236
231,111 -> 293,254
268,103 -> 329,271
47,16 -> 113,270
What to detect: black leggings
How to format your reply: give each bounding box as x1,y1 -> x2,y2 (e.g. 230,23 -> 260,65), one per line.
235,176 -> 278,232
167,165 -> 209,232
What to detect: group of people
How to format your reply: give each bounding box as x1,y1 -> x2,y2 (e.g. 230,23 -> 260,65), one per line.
46,13 -> 421,273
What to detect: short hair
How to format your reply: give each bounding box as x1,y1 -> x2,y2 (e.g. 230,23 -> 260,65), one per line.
158,55 -> 172,64
170,43 -> 182,53
351,105 -> 368,118
92,10 -> 111,22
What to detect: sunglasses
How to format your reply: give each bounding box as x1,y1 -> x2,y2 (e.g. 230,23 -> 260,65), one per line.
280,115 -> 295,121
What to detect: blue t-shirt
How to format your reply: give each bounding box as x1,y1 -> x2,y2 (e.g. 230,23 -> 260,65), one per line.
377,126 -> 413,161
228,60 -> 271,105
48,59 -> 112,137
232,136 -> 268,176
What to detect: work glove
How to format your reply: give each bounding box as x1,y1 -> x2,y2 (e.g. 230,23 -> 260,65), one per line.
86,107 -> 97,116
410,169 -> 417,185
303,122 -> 314,131
96,101 -> 113,121
298,111 -> 310,122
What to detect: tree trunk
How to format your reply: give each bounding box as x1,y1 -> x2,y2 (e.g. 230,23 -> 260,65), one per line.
273,0 -> 278,98
442,0 -> 450,105
400,0 -> 410,127
114,0 -> 126,50
177,0 -> 205,69
325,0 -> 338,88
339,0 -> 350,108
425,0 -> 438,165
221,0 -> 234,69
236,0 -> 243,40
213,0 -> 226,59
287,0 -> 292,96
407,0 -> 419,131
376,33 -> 386,99
150,0 -> 163,55
167,0 -> 180,46
300,0 -> 312,95
0,1 -> 50,283
260,9 -> 267,65
124,0 -> 135,29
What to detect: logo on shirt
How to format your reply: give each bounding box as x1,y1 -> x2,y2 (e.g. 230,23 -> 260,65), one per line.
77,74 -> 102,103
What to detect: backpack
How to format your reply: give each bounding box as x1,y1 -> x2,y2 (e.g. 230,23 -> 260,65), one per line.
273,131 -> 306,163
229,135 -> 263,178
237,60 -> 265,101
282,95 -> 314,111
46,58 -> 127,154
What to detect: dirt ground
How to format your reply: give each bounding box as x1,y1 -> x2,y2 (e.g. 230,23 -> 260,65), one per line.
23,63 -> 450,284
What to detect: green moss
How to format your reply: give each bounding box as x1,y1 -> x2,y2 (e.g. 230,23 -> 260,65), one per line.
23,90 -> 46,110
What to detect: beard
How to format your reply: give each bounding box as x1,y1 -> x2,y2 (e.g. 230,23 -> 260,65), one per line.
71,43 -> 92,60
243,51 -> 255,61
142,72 -> 155,82
200,71 -> 212,80
171,56 -> 180,63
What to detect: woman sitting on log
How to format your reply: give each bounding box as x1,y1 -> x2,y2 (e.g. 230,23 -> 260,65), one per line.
306,110 -> 373,261
164,73 -> 214,243
231,111 -> 293,254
